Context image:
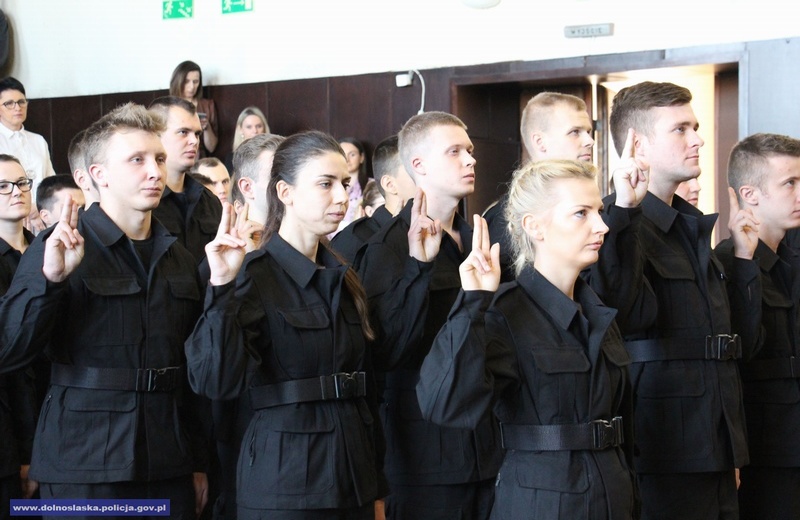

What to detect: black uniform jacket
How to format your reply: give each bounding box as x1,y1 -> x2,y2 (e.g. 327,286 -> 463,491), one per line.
717,238 -> 800,468
185,234 -> 384,510
358,201 -> 504,486
153,174 -> 222,264
0,205 -> 206,484
330,204 -> 393,267
0,232 -> 37,479
418,269 -> 636,519
590,193 -> 762,474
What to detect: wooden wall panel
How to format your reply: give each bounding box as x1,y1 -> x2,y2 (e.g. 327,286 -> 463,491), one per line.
330,74 -> 393,148
267,78 -> 329,137
101,90 -> 166,115
50,96 -> 102,173
211,83 -> 268,160
23,98 -> 52,151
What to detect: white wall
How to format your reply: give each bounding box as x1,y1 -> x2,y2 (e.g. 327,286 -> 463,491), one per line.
2,0 -> 798,99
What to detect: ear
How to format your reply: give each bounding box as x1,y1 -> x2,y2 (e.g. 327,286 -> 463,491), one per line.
410,156 -> 426,178
38,209 -> 52,226
238,177 -> 254,200
739,184 -> 759,206
88,163 -> 108,188
631,132 -> 651,172
275,179 -> 293,206
521,212 -> 544,242
532,132 -> 546,153
381,175 -> 398,196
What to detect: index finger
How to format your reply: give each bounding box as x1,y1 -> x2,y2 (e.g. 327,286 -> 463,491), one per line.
69,196 -> 79,228
621,128 -> 635,160
472,214 -> 482,252
728,186 -> 740,214
419,188 -> 427,218
411,187 -> 423,219
59,193 -> 73,225
217,202 -> 233,236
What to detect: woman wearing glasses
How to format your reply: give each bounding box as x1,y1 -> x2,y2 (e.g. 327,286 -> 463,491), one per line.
0,77 -> 56,232
0,154 -> 38,518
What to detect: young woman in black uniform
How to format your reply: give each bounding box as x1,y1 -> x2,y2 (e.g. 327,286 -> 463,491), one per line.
186,131 -> 386,519
417,158 -> 645,519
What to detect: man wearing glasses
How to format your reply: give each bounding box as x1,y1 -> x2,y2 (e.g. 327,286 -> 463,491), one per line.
0,77 -> 55,232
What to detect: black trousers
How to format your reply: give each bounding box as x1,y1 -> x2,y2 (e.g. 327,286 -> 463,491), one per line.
384,479 -> 495,520
638,471 -> 738,520
739,466 -> 800,520
39,475 -> 195,520
0,473 -> 21,520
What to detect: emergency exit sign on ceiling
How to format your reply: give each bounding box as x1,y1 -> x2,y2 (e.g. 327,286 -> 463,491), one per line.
222,0 -> 254,14
564,23 -> 614,38
163,1 -> 193,19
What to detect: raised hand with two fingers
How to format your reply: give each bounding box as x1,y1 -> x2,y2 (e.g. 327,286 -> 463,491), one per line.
459,214 -> 501,292
407,188 -> 443,263
206,201 -> 249,286
42,194 -> 84,283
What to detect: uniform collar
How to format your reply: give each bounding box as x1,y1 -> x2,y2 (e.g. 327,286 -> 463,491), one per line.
641,190 -> 717,235
264,232 -> 344,288
0,228 -> 33,256
372,205 -> 393,228
82,203 -> 174,247
516,266 -> 584,330
161,172 -> 205,202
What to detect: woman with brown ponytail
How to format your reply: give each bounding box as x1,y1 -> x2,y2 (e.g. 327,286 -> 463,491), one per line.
186,130 -> 386,519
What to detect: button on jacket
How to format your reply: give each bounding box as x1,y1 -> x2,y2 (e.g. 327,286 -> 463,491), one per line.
0,204 -> 206,484
358,202 -> 504,486
0,232 -> 37,481
418,269 -> 637,519
153,174 -> 222,264
185,234 -> 384,511
717,238 -> 800,468
590,193 -> 762,474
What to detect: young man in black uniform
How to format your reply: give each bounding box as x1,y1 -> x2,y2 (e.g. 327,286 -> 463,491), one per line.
358,112 -> 503,520
0,103 -> 209,519
592,81 -> 762,520
230,133 -> 284,253
719,133 -> 800,520
484,92 -> 595,281
149,96 -> 221,264
331,134 -> 416,265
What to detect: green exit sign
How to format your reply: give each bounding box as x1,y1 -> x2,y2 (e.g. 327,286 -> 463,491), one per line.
163,0 -> 193,19
222,0 -> 253,14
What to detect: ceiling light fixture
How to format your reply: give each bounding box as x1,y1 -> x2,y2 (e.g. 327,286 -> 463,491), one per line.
461,0 -> 501,8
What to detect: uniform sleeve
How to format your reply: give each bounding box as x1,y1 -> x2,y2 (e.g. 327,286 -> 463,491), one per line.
0,234 -> 68,374
416,289 -> 518,430
358,237 -> 434,370
185,271 -> 265,400
585,203 -> 657,334
713,246 -> 764,361
8,367 -> 38,465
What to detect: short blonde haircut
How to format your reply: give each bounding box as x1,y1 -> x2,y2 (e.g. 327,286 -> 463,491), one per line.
505,159 -> 597,276
398,111 -> 467,176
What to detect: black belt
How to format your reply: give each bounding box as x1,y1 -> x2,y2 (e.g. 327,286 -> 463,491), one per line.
500,417 -> 624,451
626,335 -> 741,363
50,363 -> 184,392
741,357 -> 800,381
249,372 -> 367,409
